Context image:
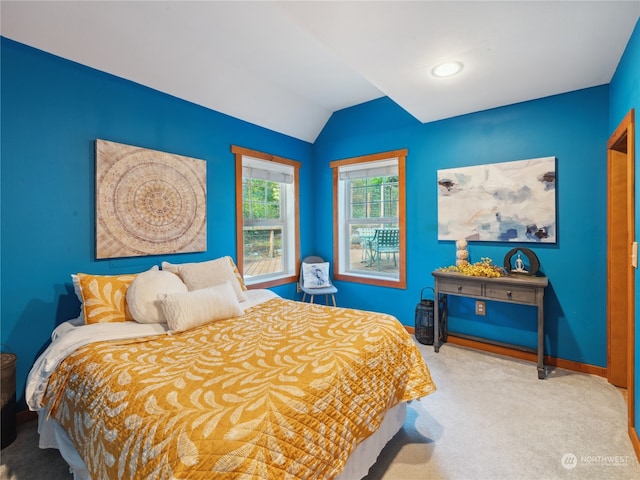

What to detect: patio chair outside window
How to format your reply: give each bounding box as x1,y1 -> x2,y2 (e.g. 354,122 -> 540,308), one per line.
357,228 -> 377,265
371,228 -> 400,270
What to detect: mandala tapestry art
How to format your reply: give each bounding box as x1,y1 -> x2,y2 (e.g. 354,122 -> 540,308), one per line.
96,140 -> 207,259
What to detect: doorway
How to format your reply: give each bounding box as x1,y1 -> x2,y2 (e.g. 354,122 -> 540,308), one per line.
607,109 -> 635,426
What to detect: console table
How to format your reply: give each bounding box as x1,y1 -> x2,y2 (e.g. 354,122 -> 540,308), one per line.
432,270 -> 549,379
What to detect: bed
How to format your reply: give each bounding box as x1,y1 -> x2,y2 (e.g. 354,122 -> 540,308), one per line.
26,259 -> 435,480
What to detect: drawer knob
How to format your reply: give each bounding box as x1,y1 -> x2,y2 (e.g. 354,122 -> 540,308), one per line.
457,285 -> 462,292
507,290 -> 512,296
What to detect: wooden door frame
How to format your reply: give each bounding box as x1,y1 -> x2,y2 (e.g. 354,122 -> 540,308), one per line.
607,109 -> 635,435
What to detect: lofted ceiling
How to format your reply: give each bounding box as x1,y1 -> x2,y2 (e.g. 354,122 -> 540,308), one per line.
2,1 -> 639,143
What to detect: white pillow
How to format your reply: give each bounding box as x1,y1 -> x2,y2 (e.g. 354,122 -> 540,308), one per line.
71,273 -> 84,319
127,269 -> 188,324
159,281 -> 244,334
173,257 -> 248,302
161,261 -> 180,274
162,256 -> 247,291
71,274 -> 82,302
302,262 -> 331,288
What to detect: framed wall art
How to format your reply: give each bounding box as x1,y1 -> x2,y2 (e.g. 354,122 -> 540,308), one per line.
437,156 -> 556,243
96,139 -> 207,259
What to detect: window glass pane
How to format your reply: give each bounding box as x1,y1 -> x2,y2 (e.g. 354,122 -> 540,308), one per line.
348,177 -> 398,221
243,179 -> 282,221
242,178 -> 285,278
347,223 -> 399,276
346,175 -> 399,277
243,226 -> 283,277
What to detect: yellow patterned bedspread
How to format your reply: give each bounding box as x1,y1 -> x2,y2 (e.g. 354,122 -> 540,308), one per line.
44,298 -> 436,479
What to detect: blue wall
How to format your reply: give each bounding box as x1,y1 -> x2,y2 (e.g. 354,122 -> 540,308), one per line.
315,88 -> 609,366
1,17 -> 638,422
0,38 -> 313,406
609,19 -> 640,442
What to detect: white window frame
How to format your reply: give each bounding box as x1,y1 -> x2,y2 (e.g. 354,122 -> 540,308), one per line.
233,146 -> 300,288
331,150 -> 407,289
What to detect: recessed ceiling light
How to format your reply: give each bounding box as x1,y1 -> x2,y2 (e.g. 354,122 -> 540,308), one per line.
431,61 -> 463,78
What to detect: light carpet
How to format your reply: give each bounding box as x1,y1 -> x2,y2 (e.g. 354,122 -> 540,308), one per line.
365,342 -> 640,479
1,342 -> 639,479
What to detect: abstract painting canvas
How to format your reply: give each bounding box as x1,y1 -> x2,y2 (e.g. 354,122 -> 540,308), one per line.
96,140 -> 207,259
437,157 -> 556,242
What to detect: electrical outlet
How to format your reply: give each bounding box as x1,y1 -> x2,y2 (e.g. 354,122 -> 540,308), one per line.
296,283 -> 302,293
475,300 -> 486,316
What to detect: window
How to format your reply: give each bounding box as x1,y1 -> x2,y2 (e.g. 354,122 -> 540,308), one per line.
233,146 -> 300,288
330,150 -> 407,288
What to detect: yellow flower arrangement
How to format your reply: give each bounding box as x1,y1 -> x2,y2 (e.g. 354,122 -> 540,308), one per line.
439,257 -> 506,277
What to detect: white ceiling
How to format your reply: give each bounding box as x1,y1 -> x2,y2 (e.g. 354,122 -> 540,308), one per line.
2,1 -> 639,143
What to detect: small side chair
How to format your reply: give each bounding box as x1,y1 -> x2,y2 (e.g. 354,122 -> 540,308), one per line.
299,256 -> 338,306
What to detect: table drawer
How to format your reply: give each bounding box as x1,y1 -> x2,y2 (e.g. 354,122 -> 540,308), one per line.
438,279 -> 483,296
485,285 -> 536,304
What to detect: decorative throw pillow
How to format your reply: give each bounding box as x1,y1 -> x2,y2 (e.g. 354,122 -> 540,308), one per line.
174,257 -> 248,302
159,281 -> 244,334
126,269 -> 188,324
77,271 -> 147,324
302,262 -> 331,288
162,256 -> 248,292
226,256 -> 248,291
